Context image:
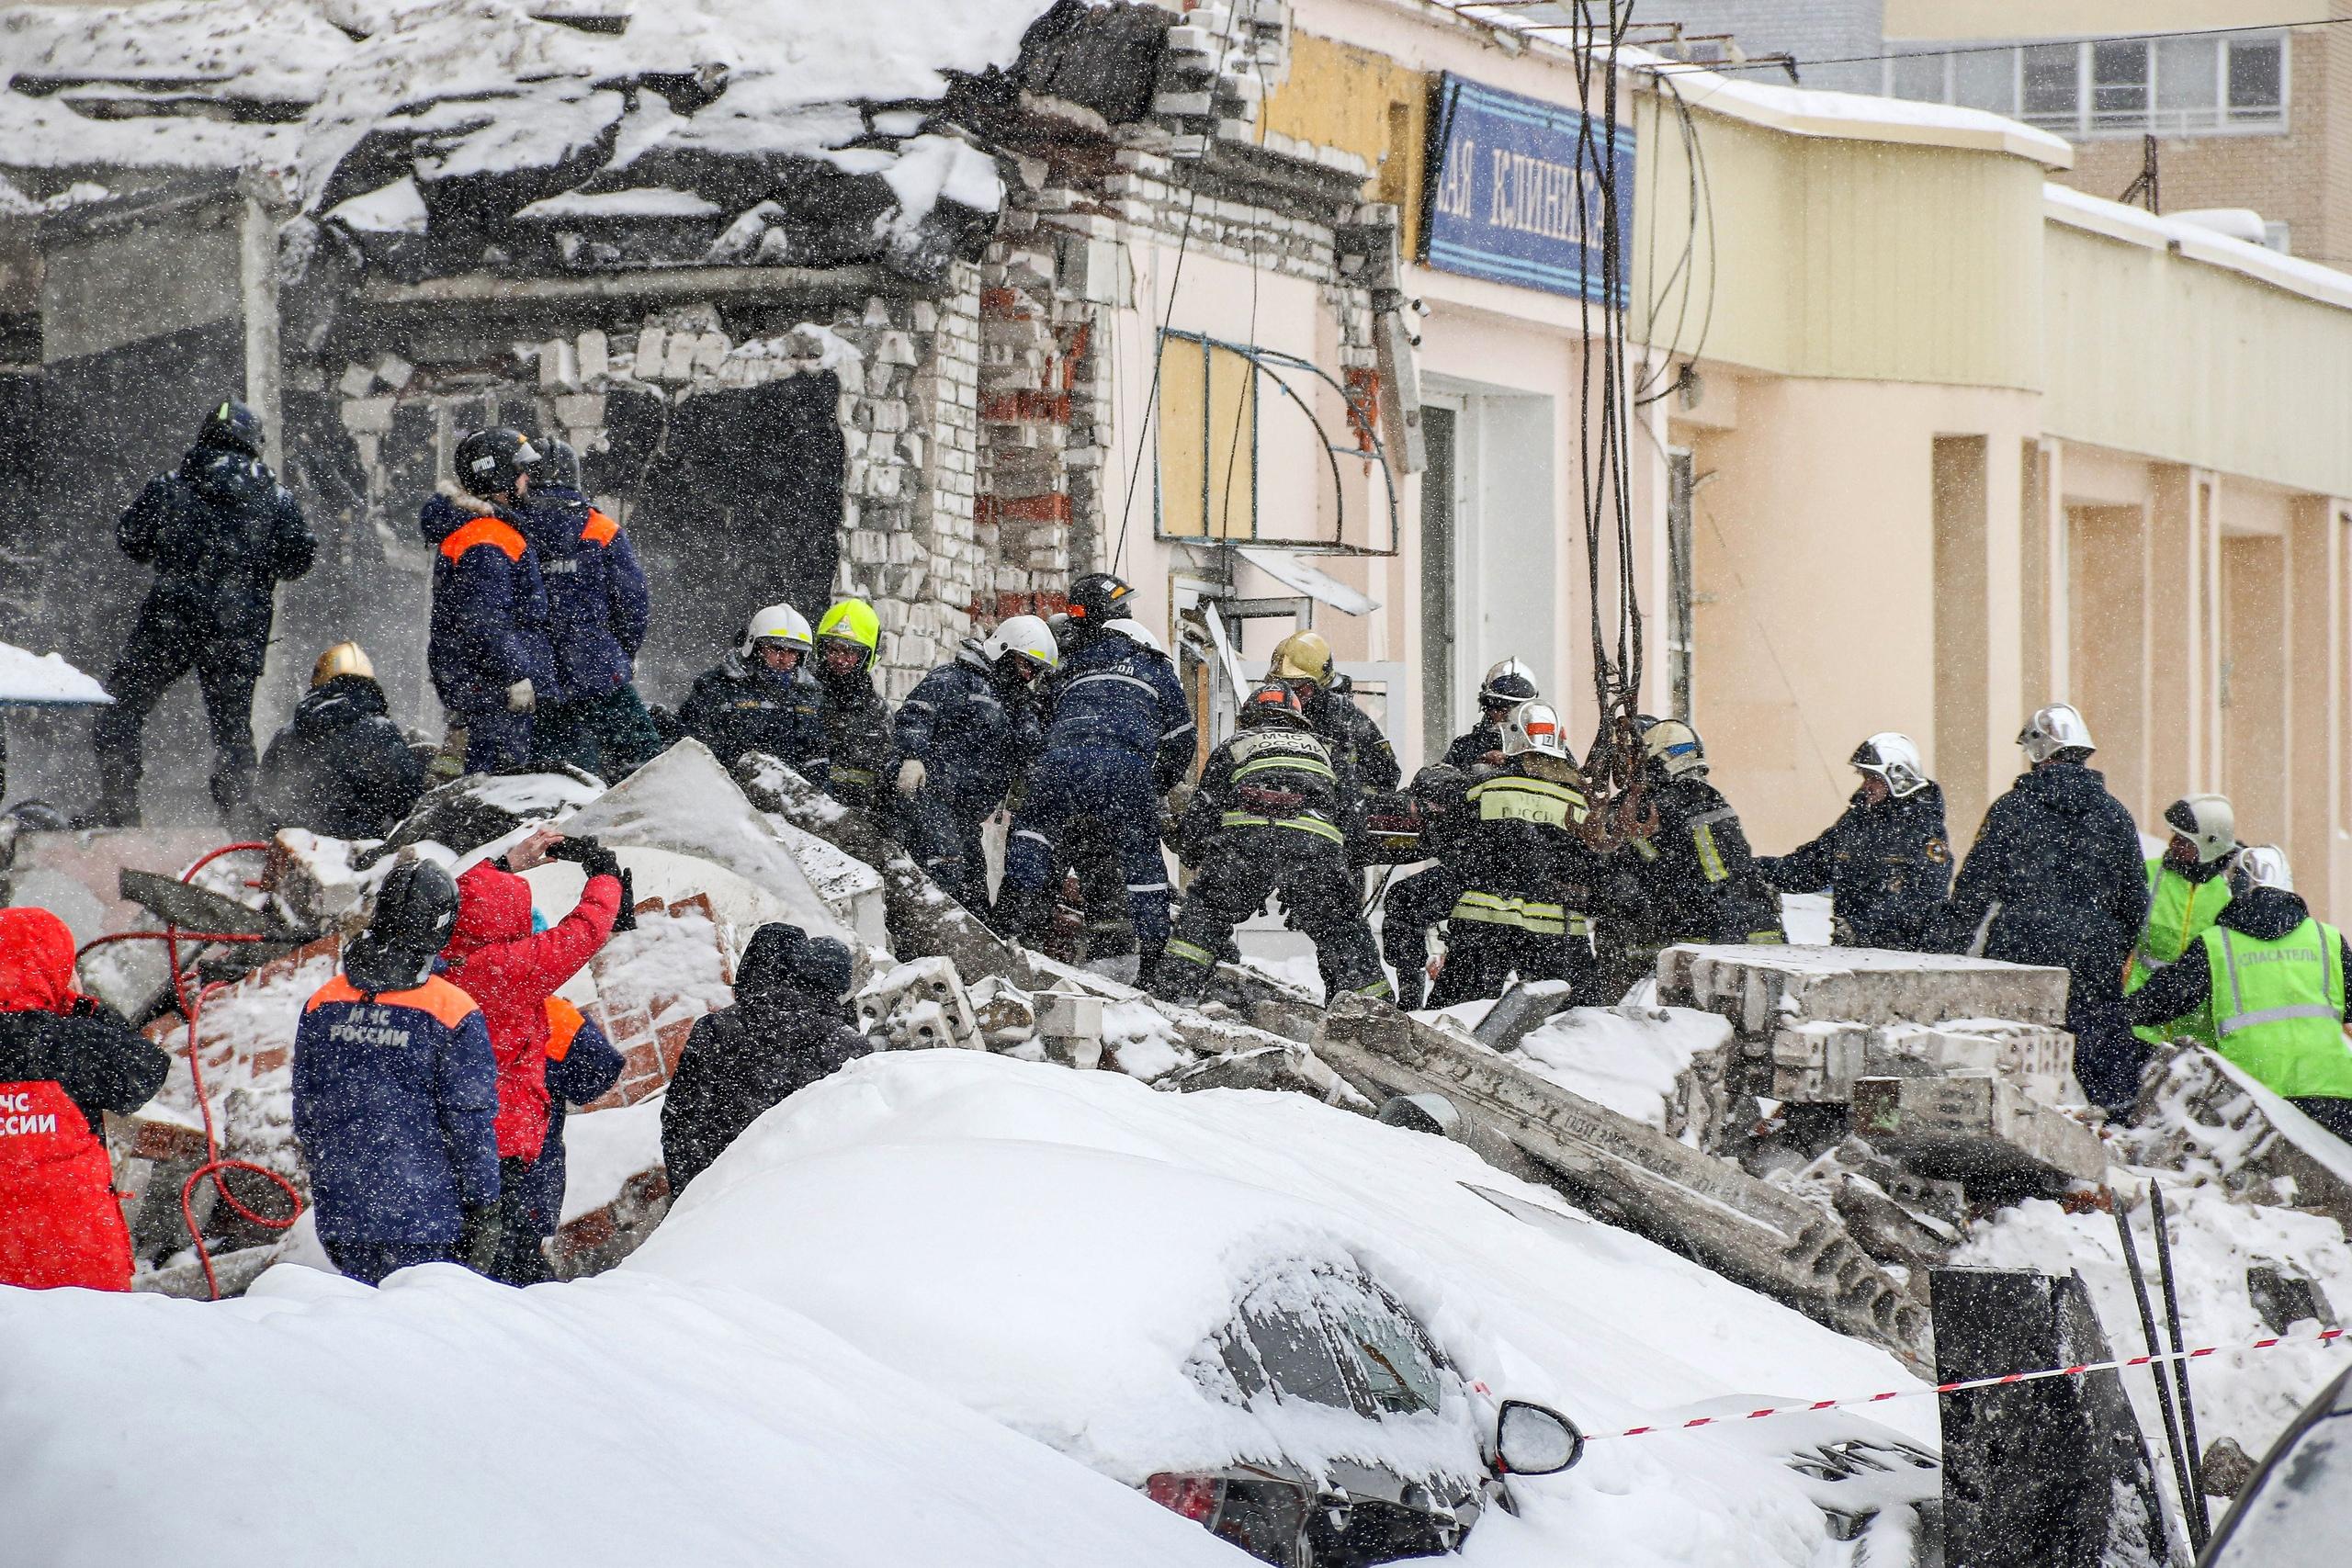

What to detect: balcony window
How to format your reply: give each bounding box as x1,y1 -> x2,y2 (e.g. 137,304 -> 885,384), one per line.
1885,32 -> 2286,138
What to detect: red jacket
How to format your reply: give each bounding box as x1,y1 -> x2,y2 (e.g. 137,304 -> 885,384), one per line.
440,861 -> 621,1162
0,908 -> 170,1292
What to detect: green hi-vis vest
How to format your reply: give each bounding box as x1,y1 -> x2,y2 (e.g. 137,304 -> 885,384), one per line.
2202,918 -> 2352,1100
1449,773 -> 1592,938
2129,858 -> 2233,1047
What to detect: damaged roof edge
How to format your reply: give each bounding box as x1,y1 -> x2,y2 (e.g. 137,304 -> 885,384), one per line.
356,264 -> 899,308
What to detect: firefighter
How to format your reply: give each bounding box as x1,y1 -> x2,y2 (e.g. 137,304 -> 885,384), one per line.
2126,794 -> 2239,1049
1379,763 -> 1476,1010
678,603 -> 824,773
1153,682 -> 1389,1006
0,907 -> 171,1292
1756,732 -> 1951,951
1933,704 -> 2149,1112
1266,629 -> 1402,800
292,859 -> 503,1285
809,599 -> 894,809
997,573 -> 1196,976
1427,702 -> 1603,1010
1443,660 -> 1540,771
889,615 -> 1057,915
2125,845 -> 2352,1142
419,428 -> 555,776
91,398 -> 315,827
255,642 -> 428,841
518,441 -> 662,780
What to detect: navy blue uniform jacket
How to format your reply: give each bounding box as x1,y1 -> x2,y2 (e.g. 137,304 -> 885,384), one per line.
517,485 -> 650,702
293,972 -> 501,1246
1037,625 -> 1196,790
419,488 -> 557,717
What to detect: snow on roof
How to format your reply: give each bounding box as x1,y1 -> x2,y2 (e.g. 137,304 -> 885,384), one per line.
2044,180 -> 2352,313
0,641 -> 111,705
628,1052 -> 1934,1562
0,1260 -> 1247,1566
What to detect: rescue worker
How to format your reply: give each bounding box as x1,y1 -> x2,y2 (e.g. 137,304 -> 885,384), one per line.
1427,702 -> 1603,1009
420,428 -> 555,775
997,573 -> 1196,976
2125,845 -> 2352,1143
291,860 -> 503,1284
0,907 -> 170,1291
677,603 -> 824,773
809,599 -> 894,809
2125,794 -> 2239,1049
1756,732 -> 1951,950
1619,716 -> 1784,939
1154,682 -> 1391,1006
1933,704 -> 2150,1112
1442,660 -> 1540,772
1379,763 -> 1476,1010
517,441 -> 660,780
662,923 -> 872,1194
439,828 -> 624,1269
501,994 -> 624,1284
92,398 -> 315,827
1267,629 -> 1402,799
889,615 -> 1057,914
254,642 -> 428,841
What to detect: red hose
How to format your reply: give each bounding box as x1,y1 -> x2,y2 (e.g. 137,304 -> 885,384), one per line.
79,841 -> 303,1299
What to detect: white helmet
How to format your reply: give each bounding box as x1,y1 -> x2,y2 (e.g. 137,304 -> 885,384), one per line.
2018,703 -> 2095,764
2229,842 -> 2293,897
1478,659 -> 1540,710
741,603 -> 813,659
1851,732 -> 1929,799
2163,794 -> 2236,865
981,613 -> 1058,673
1500,700 -> 1572,761
1641,717 -> 1708,779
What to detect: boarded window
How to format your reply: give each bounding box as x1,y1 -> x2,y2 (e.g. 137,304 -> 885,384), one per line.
1156,331 -> 1258,540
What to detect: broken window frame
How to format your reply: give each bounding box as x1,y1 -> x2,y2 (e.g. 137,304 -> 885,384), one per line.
1153,328 -> 1400,558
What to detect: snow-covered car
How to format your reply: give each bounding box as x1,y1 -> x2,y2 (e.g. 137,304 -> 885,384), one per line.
2197,1363 -> 2351,1568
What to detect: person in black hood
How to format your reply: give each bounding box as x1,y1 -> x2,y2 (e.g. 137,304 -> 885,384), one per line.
1932,704 -> 2151,1111
255,642 -> 428,841
660,924 -> 871,1195
91,399 -> 315,827
1758,731 -> 1951,951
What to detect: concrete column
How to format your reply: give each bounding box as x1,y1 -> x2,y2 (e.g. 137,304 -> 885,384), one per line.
2146,466 -> 2201,818
2200,473 -> 2225,791
1933,436 -> 1991,837
2043,440 -> 2070,705
2019,439 -> 2052,715
2287,495 -> 2341,919
2222,530 -> 2287,843
2071,503 -> 2150,823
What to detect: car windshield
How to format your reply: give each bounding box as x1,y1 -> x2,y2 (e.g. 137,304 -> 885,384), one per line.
2207,1411 -> 2348,1564
1214,1267 -> 1452,1420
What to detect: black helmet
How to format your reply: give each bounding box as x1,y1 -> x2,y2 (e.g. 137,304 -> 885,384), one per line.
1408,763 -> 1470,806
454,427 -> 540,499
527,438 -> 582,492
1067,572 -> 1135,627
368,859 -> 461,956
1238,681 -> 1309,729
1477,659 -> 1539,710
198,398 -> 266,457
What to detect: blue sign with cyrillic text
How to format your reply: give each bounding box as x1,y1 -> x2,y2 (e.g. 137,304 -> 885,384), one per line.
1423,73 -> 1635,306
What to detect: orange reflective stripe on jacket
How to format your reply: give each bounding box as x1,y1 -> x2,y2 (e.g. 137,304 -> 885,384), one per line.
438,515 -> 527,563
580,509 -> 620,547
306,973 -> 481,1030
544,996 -> 586,1062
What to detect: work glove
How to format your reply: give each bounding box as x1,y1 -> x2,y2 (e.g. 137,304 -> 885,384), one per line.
506,679 -> 536,713
896,759 -> 926,798
456,1202 -> 503,1275
548,834 -> 624,885
612,867 -> 638,934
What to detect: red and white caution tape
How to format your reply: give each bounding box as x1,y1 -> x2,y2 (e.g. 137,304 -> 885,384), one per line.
1589,1325 -> 2348,1440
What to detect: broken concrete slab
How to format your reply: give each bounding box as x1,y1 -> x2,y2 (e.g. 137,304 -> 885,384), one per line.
565,739 -> 854,945
2132,1043 -> 2352,1229
1661,945 -> 2071,1033
1772,1018 -> 2083,1107
1850,1076 -> 2108,1188
1311,996 -> 1933,1368
1472,978 -> 1577,1052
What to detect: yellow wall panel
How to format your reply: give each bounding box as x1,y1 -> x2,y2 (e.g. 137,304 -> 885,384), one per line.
1261,31 -> 1429,251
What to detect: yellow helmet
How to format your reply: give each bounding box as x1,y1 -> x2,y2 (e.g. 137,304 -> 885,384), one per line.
1270,629 -> 1334,687
311,641 -> 376,687
817,598 -> 882,660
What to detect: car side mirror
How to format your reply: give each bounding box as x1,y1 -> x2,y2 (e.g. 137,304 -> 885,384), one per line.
1495,1399 -> 1585,1476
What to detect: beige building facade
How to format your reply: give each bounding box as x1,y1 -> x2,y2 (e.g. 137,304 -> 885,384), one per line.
1115,0 -> 2352,921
